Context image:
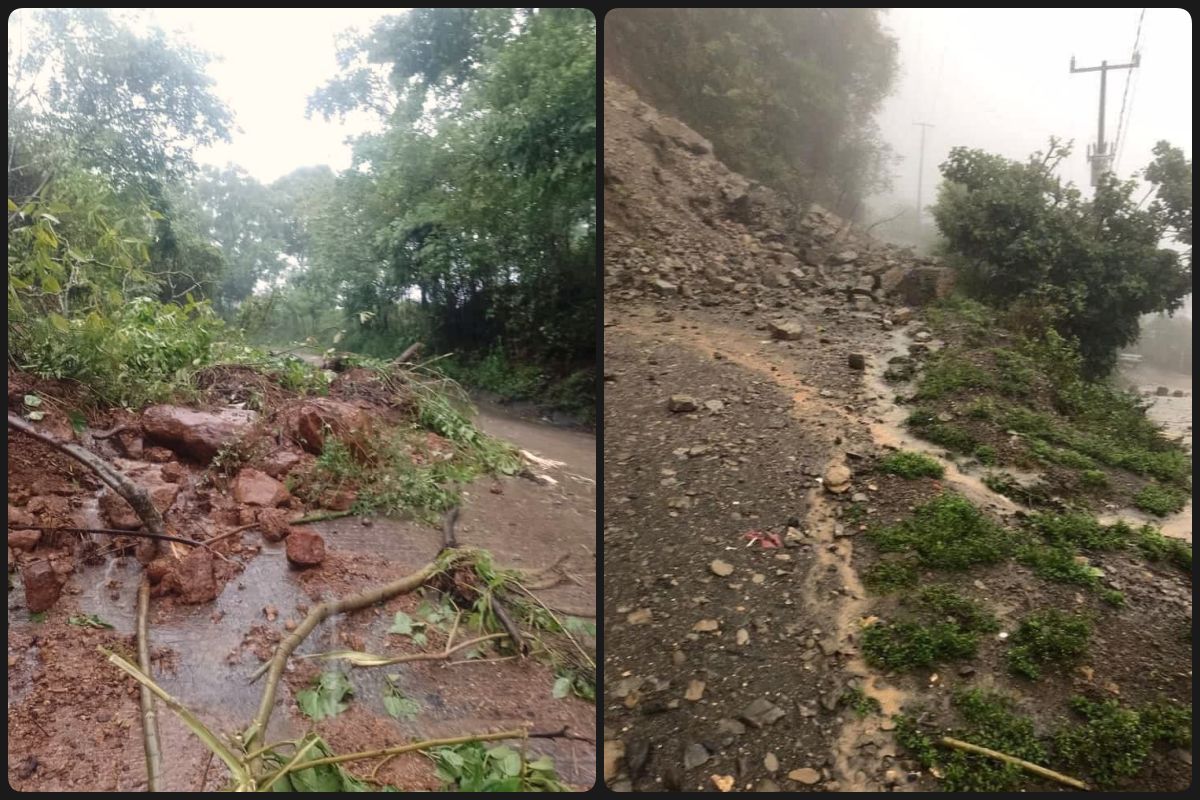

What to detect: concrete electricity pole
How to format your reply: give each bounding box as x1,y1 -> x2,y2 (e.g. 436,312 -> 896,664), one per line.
1069,53 -> 1140,185
914,122 -> 934,232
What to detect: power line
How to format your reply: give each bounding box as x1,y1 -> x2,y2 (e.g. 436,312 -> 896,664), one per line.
1113,8 -> 1147,174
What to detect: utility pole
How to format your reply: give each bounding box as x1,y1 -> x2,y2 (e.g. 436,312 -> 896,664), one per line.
914,122 -> 934,233
1070,53 -> 1140,185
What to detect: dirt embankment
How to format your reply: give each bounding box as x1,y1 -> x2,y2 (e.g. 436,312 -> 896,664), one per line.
602,79 -> 1191,793
8,367 -> 596,791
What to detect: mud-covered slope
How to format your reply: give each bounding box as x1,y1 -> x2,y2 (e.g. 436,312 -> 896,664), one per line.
602,80 -> 1191,794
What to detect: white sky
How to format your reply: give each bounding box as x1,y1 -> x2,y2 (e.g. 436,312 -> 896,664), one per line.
870,8 -> 1192,317
139,8 -> 400,184
872,8 -> 1191,213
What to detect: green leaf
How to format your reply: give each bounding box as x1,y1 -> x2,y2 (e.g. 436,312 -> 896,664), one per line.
69,613 -> 114,629
41,275 -> 62,294
68,411 -> 87,433
30,611 -> 48,623
388,611 -> 415,635
489,746 -> 522,777
552,676 -> 571,699
295,671 -> 354,720
49,313 -> 71,333
7,198 -> 17,212
23,395 -> 42,407
27,411 -> 45,421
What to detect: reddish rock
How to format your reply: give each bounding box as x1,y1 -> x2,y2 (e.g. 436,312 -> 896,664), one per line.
287,399 -> 372,456
99,491 -> 142,530
150,483 -> 181,513
232,468 -> 290,507
143,446 -> 176,463
23,560 -> 61,612
260,448 -> 305,479
26,495 -> 70,521
323,490 -> 357,512
8,529 -> 41,552
160,462 -> 188,483
8,504 -> 35,528
175,548 -> 218,604
286,530 -> 326,567
142,405 -> 259,464
257,508 -> 293,542
146,557 -> 175,584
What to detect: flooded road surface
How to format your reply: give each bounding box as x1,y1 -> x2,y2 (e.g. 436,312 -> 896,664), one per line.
8,401 -> 596,790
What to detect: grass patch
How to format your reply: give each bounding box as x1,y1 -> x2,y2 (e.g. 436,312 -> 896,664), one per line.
913,353 -> 993,401
1133,525 -> 1191,573
878,450 -> 945,479
896,688 -> 1048,792
868,493 -> 1015,570
862,560 -> 918,593
1006,610 -> 1091,680
912,585 -> 999,633
839,687 -> 882,718
1023,512 -> 1131,551
1132,483 -> 1188,517
905,409 -> 980,454
862,620 -> 980,671
1015,543 -> 1101,588
1054,697 -> 1192,787
1079,469 -> 1109,489
842,501 -> 867,525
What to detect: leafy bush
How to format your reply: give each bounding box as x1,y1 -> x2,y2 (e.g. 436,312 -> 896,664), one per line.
862,560 -> 918,593
1133,483 -> 1188,517
430,742 -> 570,791
1054,697 -> 1191,787
862,620 -> 979,671
868,493 -> 1015,570
913,585 -> 999,633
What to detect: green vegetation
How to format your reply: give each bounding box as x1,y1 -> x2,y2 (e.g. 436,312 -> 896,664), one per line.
934,138 -> 1191,377
878,450 -> 945,479
912,353 -> 992,401
1055,697 -> 1192,787
862,560 -> 918,593
868,493 -> 1014,570
862,619 -> 980,672
1006,610 -> 1091,680
9,8 -> 596,419
1133,483 -> 1189,517
430,741 -> 570,792
899,691 -> 1192,791
295,671 -> 354,721
839,687 -> 882,718
904,409 -> 980,454
912,585 -> 999,634
896,689 -> 1048,792
605,9 -> 898,214
1133,525 -> 1192,572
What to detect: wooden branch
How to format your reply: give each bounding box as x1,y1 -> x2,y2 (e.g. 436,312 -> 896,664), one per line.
8,415 -> 171,557
939,736 -> 1089,791
244,556 -> 457,749
137,579 -> 164,792
490,593 -> 528,655
273,728 -> 528,773
7,524 -> 201,547
393,342 -> 424,366
441,506 -> 460,550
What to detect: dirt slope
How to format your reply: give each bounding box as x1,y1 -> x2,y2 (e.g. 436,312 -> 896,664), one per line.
602,80 -> 1191,793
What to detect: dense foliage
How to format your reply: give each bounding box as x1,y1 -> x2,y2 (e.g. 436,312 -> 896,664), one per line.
604,8 -> 898,217
933,139 -> 1192,376
9,9 -> 596,416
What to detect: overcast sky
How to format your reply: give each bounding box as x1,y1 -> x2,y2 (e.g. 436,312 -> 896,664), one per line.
142,8 -> 399,184
872,8 -> 1191,215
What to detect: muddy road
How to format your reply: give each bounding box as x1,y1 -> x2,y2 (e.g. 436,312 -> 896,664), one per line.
7,401 -> 596,791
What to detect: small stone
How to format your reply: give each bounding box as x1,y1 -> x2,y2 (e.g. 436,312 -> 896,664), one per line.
627,608 -> 653,625
847,353 -> 866,371
285,530 -> 326,567
880,718 -> 897,731
603,740 -> 626,785
22,560 -> 61,612
736,628 -> 750,646
756,778 -> 781,792
8,529 -> 41,552
693,619 -> 720,633
710,774 -> 735,792
768,320 -> 805,341
824,464 -> 852,493
763,753 -> 779,773
788,768 -> 821,785
685,680 -> 706,701
705,399 -> 725,412
684,743 -> 710,770
718,718 -> 746,735
710,559 -> 734,577
740,697 -> 786,728
668,395 -> 699,413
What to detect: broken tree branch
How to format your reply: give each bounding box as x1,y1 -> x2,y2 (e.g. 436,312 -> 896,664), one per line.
939,736 -> 1089,791
137,579 -> 164,792
272,728 -> 528,773
244,554 -> 459,749
393,342 -> 424,366
8,415 -> 172,556
441,506 -> 460,550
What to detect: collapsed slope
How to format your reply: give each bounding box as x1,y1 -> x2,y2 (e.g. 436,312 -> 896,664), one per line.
602,79 -> 1190,793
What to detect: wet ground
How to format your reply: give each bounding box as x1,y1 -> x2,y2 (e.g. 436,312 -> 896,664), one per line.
7,403 -> 596,791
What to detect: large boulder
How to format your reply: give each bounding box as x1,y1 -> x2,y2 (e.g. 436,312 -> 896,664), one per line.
893,266 -> 956,307
142,406 -> 259,464
285,399 -> 374,457
174,549 -> 218,604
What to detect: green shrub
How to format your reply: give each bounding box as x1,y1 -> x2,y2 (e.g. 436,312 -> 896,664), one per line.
1133,526 -> 1191,572
1054,697 -> 1190,787
878,450 -> 945,479
862,620 -> 979,671
869,493 -> 1015,570
862,560 -> 918,593
913,585 -> 999,633
1079,469 -> 1109,489
1024,512 -> 1130,551
1132,483 -> 1188,517
1006,610 -> 1091,679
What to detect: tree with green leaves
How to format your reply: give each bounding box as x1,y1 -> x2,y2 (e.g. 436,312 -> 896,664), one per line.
933,139 -> 1192,376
